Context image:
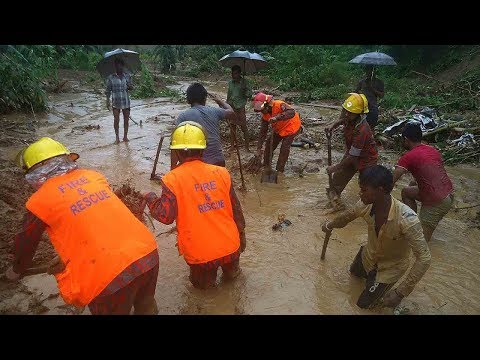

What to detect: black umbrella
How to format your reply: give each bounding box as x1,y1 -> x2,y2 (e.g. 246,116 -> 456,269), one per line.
349,51 -> 397,66
219,50 -> 268,75
96,48 -> 141,79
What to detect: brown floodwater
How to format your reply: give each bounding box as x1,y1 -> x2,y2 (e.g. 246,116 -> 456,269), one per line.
1,79 -> 479,315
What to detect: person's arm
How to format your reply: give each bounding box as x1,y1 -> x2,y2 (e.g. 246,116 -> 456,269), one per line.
269,103 -> 295,123
384,219 -> 431,307
208,93 -> 236,122
256,120 -> 269,156
322,200 -> 366,232
243,78 -> 253,102
229,184 -> 246,252
105,77 -> 112,110
325,116 -> 345,136
126,73 -> 133,91
145,183 -> 177,225
393,166 -> 408,186
5,211 -> 47,280
226,82 -> 233,107
393,153 -> 411,186
327,154 -> 359,175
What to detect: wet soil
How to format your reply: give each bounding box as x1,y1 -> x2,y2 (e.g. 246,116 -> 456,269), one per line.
0,73 -> 479,315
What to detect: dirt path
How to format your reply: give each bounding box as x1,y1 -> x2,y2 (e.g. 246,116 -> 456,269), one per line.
1,73 -> 479,315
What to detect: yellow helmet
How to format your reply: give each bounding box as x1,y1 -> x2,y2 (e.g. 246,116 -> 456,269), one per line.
19,137 -> 79,171
342,93 -> 369,114
170,121 -> 207,150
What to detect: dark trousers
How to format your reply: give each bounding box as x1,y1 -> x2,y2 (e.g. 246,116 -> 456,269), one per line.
263,130 -> 299,173
350,246 -> 394,309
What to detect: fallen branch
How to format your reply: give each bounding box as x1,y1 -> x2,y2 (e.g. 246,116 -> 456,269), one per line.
423,120 -> 470,138
297,103 -> 342,110
454,203 -> 480,210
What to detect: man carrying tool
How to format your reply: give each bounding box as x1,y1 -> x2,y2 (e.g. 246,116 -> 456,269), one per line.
172,83 -> 237,169
393,122 -> 454,242
4,137 -> 159,315
227,65 -> 253,152
253,92 -> 302,176
145,121 -> 246,289
324,93 -> 378,206
321,165 -> 431,309
355,65 -> 384,131
106,58 -> 133,144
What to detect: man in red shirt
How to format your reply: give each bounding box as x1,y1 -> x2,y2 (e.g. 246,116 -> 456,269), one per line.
325,93 -> 378,206
393,123 -> 454,242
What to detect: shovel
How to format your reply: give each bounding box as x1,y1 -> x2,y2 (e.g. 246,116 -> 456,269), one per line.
261,126 -> 278,183
150,135 -> 166,180
320,230 -> 332,260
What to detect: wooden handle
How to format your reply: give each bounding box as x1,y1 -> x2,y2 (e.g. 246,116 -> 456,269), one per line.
150,136 -> 165,179
321,231 -> 332,260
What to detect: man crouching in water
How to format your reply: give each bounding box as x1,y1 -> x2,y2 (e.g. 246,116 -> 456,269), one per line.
144,121 -> 246,289
322,165 -> 431,309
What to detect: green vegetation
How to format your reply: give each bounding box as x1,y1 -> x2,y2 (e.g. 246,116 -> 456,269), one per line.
2,45 -> 480,115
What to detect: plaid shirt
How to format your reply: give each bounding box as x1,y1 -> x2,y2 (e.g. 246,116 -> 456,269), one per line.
105,72 -> 132,109
13,211 -> 158,297
344,116 -> 378,171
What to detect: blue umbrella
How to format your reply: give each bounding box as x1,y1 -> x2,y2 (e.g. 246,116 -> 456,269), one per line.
96,48 -> 141,79
349,51 -> 397,66
219,50 -> 268,75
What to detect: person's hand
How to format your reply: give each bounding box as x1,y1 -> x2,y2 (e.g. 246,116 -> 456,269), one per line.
324,127 -> 332,137
269,116 -> 277,124
322,222 -> 332,233
47,256 -> 66,275
5,266 -> 21,282
240,231 -> 246,253
208,92 -> 222,104
382,289 -> 404,308
326,165 -> 335,175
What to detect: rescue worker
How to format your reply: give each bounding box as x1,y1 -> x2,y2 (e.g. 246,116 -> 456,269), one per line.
254,92 -> 302,175
322,165 -> 431,309
5,137 -> 159,315
393,122 -> 454,242
145,121 -> 246,289
324,93 -> 378,204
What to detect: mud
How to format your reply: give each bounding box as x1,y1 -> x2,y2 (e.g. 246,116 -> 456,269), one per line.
0,73 -> 479,315
113,184 -> 146,223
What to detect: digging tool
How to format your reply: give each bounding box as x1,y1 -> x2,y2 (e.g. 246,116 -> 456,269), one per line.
150,135 -> 166,180
320,230 -> 332,260
129,115 -> 140,126
229,123 -> 247,191
325,131 -> 342,208
261,126 -> 278,183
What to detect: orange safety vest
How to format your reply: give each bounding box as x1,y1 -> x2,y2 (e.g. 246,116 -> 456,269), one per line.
161,160 -> 240,264
26,169 -> 158,307
262,100 -> 302,137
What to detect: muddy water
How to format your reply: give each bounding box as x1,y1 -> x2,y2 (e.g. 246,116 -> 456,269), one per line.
2,79 -> 480,315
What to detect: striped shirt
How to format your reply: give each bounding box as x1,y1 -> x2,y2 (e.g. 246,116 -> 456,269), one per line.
105,72 -> 132,109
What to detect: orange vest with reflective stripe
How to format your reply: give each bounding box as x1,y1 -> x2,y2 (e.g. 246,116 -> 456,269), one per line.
262,100 -> 301,136
26,169 -> 158,307
161,160 -> 240,264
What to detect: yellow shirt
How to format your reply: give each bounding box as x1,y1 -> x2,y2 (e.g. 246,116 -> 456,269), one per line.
330,196 -> 431,297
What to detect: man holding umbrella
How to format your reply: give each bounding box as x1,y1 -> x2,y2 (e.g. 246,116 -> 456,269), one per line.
227,65 -> 253,152
355,65 -> 384,131
349,51 -> 396,131
105,57 -> 133,144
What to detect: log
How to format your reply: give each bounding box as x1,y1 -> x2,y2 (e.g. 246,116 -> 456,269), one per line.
297,103 -> 342,110
422,120 -> 470,138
